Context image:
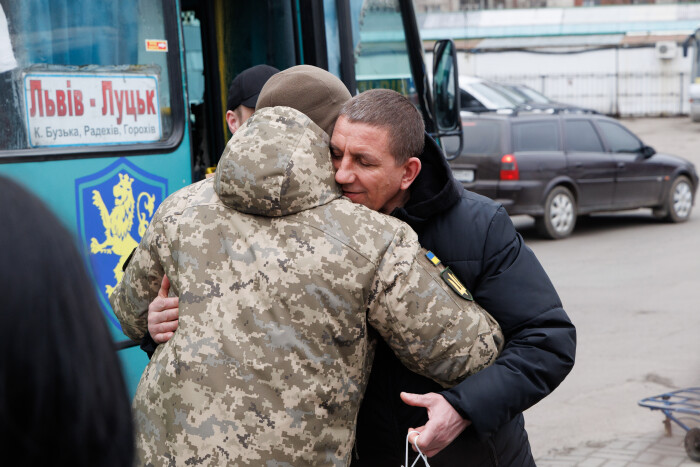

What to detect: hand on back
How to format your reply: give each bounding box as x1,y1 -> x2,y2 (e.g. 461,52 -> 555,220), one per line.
148,275 -> 179,344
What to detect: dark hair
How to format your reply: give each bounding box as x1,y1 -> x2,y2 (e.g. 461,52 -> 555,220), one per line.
339,89 -> 425,165
0,176 -> 134,466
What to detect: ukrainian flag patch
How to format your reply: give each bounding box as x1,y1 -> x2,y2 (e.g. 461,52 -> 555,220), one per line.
426,251 -> 441,266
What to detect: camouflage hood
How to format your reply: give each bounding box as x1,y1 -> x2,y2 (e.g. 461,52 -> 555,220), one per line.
214,106 -> 342,216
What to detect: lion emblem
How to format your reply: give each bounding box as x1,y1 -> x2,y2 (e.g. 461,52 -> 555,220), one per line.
90,173 -> 155,295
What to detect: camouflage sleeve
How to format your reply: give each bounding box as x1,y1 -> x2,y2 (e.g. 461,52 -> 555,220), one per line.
109,207 -> 171,341
366,226 -> 504,388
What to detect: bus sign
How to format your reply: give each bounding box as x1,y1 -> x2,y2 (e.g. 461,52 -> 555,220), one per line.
24,72 -> 162,148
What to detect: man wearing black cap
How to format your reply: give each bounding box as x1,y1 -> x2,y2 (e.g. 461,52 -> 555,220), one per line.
224,64 -> 279,134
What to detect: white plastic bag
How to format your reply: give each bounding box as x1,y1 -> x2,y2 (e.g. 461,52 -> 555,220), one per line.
403,431 -> 430,467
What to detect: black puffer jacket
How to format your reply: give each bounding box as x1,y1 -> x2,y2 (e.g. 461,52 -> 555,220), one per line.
352,136 -> 576,466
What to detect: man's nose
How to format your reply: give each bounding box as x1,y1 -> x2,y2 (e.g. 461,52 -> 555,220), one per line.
334,156 -> 355,184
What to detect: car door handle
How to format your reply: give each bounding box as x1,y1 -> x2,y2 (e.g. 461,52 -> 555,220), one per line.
574,162 -> 583,168
617,162 -> 626,169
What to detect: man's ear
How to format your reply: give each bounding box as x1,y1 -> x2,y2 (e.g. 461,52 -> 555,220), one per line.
400,157 -> 422,190
226,110 -> 240,134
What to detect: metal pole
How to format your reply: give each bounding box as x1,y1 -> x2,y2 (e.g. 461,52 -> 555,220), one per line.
614,47 -> 619,117
680,72 -> 685,115
335,0 -> 356,95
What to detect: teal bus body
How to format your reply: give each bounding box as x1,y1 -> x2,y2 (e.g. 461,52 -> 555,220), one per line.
0,0 -> 459,398
0,130 -> 192,398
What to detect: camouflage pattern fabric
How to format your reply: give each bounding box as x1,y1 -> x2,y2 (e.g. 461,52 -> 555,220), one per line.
111,106 -> 504,466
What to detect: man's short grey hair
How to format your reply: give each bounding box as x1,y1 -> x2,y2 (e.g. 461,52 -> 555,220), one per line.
339,89 -> 424,165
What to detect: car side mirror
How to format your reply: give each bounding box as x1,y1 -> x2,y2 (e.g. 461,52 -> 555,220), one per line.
432,39 -> 463,160
642,145 -> 656,158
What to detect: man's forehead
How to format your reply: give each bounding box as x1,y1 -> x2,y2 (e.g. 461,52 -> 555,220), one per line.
332,117 -> 388,143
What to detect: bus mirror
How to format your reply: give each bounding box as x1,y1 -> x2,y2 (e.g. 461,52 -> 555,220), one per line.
433,39 -> 459,132
432,39 -> 462,160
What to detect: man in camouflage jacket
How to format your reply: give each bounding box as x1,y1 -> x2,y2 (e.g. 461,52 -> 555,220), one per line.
111,66 -> 503,466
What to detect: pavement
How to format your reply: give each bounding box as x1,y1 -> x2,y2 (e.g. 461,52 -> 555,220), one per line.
535,427 -> 699,466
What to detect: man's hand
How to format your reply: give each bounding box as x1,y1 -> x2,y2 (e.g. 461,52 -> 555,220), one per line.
147,275 -> 179,344
401,391 -> 471,458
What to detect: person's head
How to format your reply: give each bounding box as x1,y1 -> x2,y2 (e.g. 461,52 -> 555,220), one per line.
0,177 -> 133,466
225,64 -> 279,134
330,89 -> 425,214
256,64 -> 351,137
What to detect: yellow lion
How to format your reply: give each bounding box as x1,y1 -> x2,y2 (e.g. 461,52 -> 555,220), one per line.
91,173 -> 155,296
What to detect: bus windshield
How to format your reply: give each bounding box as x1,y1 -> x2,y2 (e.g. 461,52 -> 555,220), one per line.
352,0 -> 417,101
0,0 -> 178,152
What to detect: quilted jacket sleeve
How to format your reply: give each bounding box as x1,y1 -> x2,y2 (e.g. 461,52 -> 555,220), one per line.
366,225 -> 504,388
440,206 -> 577,437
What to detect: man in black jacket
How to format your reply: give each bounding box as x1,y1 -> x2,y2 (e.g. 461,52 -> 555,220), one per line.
147,88 -> 576,466
331,89 -> 576,466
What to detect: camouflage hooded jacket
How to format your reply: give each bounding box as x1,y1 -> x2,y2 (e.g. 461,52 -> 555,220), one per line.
111,106 -> 503,466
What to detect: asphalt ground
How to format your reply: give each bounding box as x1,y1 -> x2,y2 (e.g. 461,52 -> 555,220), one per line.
512,117 -> 700,465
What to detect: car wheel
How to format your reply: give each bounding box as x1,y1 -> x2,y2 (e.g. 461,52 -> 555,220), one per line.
536,186 -> 577,239
662,175 -> 693,223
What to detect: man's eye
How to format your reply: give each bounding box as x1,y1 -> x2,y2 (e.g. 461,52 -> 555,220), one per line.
330,152 -> 341,160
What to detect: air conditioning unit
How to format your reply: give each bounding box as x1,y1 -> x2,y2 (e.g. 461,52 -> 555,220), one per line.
655,41 -> 677,60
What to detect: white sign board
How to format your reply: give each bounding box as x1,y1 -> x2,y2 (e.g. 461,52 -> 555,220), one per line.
23,72 -> 162,147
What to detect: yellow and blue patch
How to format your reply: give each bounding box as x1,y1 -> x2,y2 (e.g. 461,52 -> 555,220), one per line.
426,250 -> 441,266
425,250 -> 474,301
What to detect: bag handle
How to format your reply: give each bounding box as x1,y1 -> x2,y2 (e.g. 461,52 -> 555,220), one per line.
404,430 -> 431,467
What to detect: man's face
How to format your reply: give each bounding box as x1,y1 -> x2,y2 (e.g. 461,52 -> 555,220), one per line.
330,116 -> 410,214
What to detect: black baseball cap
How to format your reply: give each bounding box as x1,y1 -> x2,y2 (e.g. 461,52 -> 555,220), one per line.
226,64 -> 280,112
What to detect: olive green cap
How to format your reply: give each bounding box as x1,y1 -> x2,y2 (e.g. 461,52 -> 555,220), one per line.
256,65 -> 352,136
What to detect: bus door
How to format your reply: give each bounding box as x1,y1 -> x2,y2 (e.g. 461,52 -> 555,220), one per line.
180,0 -> 462,176
179,0 -> 302,179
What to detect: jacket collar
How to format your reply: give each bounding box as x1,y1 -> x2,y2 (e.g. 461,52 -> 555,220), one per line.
392,133 -> 462,223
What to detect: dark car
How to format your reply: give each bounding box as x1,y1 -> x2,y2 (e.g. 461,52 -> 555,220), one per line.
448,113 -> 699,239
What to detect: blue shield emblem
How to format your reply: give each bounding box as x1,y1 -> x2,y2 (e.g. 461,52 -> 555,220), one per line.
76,158 -> 167,328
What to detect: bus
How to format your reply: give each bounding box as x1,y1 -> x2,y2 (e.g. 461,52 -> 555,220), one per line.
683,27 -> 700,122
0,0 -> 462,396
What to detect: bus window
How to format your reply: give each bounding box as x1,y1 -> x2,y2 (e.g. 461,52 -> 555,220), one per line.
350,0 -> 416,102
0,0 -> 181,154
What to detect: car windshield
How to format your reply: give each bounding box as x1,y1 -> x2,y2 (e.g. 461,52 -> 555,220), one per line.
467,82 -> 517,108
518,86 -> 552,104
493,83 -> 527,105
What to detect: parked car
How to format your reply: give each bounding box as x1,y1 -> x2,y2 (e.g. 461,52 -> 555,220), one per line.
460,76 -> 518,114
449,113 -> 698,239
459,75 -> 597,115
